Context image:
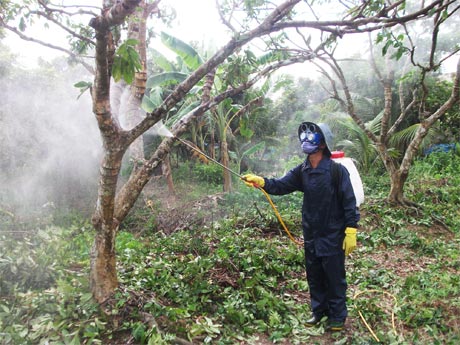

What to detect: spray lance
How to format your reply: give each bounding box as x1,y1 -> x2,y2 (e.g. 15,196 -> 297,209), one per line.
152,120 -> 302,246
152,121 -> 244,180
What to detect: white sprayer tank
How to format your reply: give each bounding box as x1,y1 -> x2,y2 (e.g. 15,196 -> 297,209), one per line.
331,151 -> 365,206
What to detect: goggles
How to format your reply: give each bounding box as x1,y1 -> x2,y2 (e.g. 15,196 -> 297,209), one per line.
299,123 -> 323,145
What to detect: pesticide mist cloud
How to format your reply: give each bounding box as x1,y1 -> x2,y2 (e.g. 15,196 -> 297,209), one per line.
0,57 -> 102,216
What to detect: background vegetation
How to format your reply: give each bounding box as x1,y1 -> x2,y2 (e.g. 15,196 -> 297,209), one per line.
1,149 -> 459,344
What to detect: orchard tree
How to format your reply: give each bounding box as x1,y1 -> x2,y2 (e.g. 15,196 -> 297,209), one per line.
311,1 -> 460,205
1,0 -> 451,302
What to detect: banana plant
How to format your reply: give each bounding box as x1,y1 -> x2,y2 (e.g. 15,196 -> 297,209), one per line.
210,100 -> 240,192
137,32 -> 206,194
142,32 -> 205,113
231,141 -> 266,176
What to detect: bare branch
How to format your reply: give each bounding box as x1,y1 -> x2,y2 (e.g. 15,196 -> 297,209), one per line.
318,51 -> 379,143
271,0 -> 448,35
0,19 -> 94,74
29,10 -> 95,46
423,57 -> 460,127
428,3 -> 443,69
368,32 -> 383,82
216,0 -> 237,33
42,0 -> 101,14
38,0 -> 101,17
388,89 -> 418,138
312,58 -> 344,105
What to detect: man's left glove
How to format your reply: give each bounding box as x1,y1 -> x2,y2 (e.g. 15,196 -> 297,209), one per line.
342,227 -> 357,256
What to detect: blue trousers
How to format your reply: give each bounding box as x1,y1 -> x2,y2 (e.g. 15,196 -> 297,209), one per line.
305,250 -> 347,322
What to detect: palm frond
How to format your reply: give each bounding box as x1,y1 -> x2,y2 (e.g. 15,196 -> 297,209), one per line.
389,123 -> 441,153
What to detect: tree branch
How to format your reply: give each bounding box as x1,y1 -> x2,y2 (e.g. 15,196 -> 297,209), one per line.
271,0 -> 448,35
388,89 -> 418,138
319,51 -> 379,143
388,57 -> 418,138
29,9 -> 95,46
215,0 -> 237,33
39,0 -> 100,15
0,19 -> 94,74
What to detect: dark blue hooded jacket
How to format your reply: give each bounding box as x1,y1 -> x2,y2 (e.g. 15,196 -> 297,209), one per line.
263,156 -> 360,257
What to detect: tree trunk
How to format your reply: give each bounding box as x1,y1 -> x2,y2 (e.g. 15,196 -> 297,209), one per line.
124,1 -> 154,166
387,169 -> 409,205
88,0 -> 143,302
90,223 -> 118,303
162,154 -> 175,196
210,129 -> 216,159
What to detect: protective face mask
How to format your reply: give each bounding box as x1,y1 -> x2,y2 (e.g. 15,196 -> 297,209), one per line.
301,141 -> 320,154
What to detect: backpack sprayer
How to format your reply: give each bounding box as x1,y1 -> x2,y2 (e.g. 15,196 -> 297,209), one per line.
152,120 -> 302,246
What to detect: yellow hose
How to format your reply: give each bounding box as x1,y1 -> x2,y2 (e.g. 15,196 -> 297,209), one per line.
255,185 -> 303,246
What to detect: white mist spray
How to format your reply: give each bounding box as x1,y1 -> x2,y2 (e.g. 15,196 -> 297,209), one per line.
0,56 -> 101,216
151,120 -> 174,138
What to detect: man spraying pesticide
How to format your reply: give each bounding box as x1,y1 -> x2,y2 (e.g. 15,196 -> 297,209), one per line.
243,121 -> 361,332
154,120 -> 361,332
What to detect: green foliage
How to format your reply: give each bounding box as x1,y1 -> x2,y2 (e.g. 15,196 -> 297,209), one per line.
1,152 -> 460,344
69,24 -> 94,55
191,163 -> 224,186
221,52 -> 258,88
150,49 -> 175,72
376,29 -> 408,60
112,39 -> 143,84
174,161 -> 225,186
0,221 -> 96,344
141,86 -> 163,112
120,203 -> 158,235
0,222 -> 92,295
389,123 -> 439,154
428,80 -> 460,140
335,117 -> 380,173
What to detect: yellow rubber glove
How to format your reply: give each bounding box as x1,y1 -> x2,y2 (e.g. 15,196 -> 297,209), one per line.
242,174 -> 265,188
342,227 -> 357,256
